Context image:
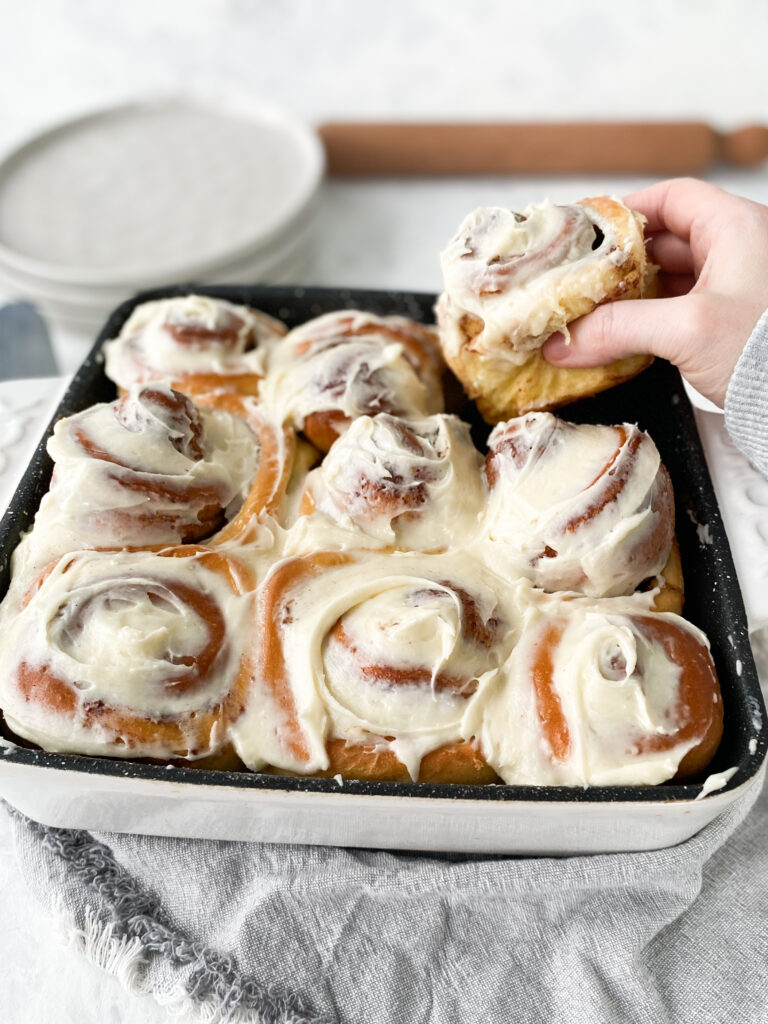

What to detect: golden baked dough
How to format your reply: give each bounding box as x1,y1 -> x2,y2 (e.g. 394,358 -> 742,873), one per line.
651,538 -> 685,615
437,196 -> 654,422
268,738 -> 502,785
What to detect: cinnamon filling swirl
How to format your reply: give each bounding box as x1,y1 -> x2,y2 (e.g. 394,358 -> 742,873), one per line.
483,413 -> 674,597
474,604 -> 722,786
260,310 -> 444,452
38,385 -> 261,550
3,547 -> 253,761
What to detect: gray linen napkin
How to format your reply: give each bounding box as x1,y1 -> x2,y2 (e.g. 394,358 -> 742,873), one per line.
6,772 -> 768,1024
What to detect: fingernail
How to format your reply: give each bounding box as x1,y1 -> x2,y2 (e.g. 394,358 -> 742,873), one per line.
543,332 -> 568,359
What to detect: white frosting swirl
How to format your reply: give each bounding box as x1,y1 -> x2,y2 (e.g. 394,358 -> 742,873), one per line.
0,549 -> 250,759
470,601 -> 714,786
33,385 -> 259,554
231,551 -> 517,779
103,294 -> 286,388
302,413 -> 486,549
438,199 -> 643,365
259,310 -> 443,433
483,412 -> 671,596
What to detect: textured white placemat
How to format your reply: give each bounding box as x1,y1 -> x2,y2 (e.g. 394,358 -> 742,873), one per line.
0,377 -> 68,503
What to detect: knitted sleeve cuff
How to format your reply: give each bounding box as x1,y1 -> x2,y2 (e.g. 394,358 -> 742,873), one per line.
724,308 -> 768,478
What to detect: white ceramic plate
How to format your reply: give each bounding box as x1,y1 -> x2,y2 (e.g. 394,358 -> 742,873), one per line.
0,98 -> 324,288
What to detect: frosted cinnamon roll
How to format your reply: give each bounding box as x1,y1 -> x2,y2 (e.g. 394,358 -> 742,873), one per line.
483,412 -> 676,600
103,294 -> 286,396
471,603 -> 723,785
436,197 -> 653,421
260,310 -> 444,451
32,386 -> 286,554
298,413 -> 485,550
232,551 -> 514,782
0,547 -> 254,763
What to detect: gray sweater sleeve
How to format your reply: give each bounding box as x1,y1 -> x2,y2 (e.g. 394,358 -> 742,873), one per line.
724,308 -> 768,478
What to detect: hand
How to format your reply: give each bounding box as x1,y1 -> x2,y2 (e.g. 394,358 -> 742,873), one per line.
542,178 -> 768,408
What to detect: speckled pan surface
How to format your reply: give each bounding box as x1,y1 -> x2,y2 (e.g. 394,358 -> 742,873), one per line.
0,285 -> 764,853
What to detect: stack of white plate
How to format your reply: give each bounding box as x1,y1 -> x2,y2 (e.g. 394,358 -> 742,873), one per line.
0,98 -> 324,363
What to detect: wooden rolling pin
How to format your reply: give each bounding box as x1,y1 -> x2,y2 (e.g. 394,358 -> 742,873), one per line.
319,122 -> 768,176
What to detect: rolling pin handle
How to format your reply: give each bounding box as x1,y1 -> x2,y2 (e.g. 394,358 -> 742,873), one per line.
720,126 -> 768,167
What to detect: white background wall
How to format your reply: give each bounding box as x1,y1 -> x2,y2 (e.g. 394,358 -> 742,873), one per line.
2,0 -> 768,133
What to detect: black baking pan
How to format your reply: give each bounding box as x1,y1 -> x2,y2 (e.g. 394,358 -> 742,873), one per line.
0,284 -> 764,808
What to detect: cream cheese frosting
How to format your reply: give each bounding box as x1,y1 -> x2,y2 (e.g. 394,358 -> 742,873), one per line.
300,412 -> 486,550
30,385 -> 260,558
103,294 -> 286,389
482,412 -> 673,596
437,198 -> 645,365
0,548 -> 250,760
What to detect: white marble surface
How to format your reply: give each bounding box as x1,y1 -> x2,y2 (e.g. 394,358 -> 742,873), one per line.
1,1 -> 768,1020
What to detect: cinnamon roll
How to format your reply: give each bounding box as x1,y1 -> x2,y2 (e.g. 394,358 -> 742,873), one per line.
482,412 -> 677,601
32,386 -> 285,555
436,197 -> 653,421
103,294 -> 287,396
471,602 -> 723,785
232,551 -> 514,782
297,412 -> 485,551
260,310 -> 444,451
0,546 -> 254,763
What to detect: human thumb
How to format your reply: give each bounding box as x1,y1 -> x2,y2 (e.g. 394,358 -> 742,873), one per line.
542,295 -> 696,369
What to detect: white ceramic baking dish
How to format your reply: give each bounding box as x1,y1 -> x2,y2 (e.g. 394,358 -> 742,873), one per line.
0,285 -> 764,854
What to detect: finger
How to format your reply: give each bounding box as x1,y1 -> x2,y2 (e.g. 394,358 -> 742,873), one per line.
645,231 -> 695,275
623,178 -> 734,238
542,295 -> 697,368
657,272 -> 695,299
